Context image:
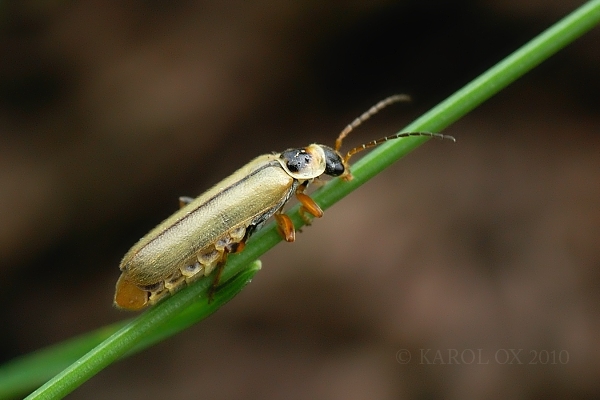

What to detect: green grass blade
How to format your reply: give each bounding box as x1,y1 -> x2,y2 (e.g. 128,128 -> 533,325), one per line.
0,324 -> 123,400
313,0 -> 600,211
0,261 -> 260,400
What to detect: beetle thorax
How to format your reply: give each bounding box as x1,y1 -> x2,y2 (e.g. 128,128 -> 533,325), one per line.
278,144 -> 327,180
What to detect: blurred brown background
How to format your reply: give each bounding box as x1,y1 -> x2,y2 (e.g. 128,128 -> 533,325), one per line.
1,1 -> 599,399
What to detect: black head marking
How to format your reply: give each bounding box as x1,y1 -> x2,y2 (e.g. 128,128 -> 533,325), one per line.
280,148 -> 312,173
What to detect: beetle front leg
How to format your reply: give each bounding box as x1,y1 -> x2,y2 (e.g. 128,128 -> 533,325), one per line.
296,184 -> 323,225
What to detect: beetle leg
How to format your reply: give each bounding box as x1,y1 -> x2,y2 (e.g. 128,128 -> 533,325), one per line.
207,236 -> 248,302
208,260 -> 226,303
233,240 -> 246,253
275,212 -> 295,242
296,185 -> 323,225
179,196 -> 194,208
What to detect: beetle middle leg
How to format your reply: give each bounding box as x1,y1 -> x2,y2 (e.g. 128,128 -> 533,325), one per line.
275,212 -> 295,242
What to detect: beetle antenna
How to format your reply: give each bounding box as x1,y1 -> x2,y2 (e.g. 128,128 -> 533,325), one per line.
343,132 -> 456,164
335,94 -> 411,151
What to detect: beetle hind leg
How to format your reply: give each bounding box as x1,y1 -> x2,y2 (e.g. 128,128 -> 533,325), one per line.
207,229 -> 249,302
208,259 -> 227,303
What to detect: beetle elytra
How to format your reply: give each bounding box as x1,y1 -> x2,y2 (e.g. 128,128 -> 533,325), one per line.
114,95 -> 455,310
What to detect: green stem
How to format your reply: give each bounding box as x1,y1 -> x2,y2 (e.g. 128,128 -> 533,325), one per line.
315,0 -> 600,210
10,261 -> 261,400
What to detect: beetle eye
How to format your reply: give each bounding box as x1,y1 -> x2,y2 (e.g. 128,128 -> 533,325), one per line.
281,149 -> 312,173
322,146 -> 345,176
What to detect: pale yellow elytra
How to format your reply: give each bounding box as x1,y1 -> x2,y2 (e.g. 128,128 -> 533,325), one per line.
114,95 -> 455,310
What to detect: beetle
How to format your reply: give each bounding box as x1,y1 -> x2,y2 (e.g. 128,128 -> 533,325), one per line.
114,95 -> 455,310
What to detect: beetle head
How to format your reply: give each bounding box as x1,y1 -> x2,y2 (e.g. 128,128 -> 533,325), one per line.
321,145 -> 345,177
